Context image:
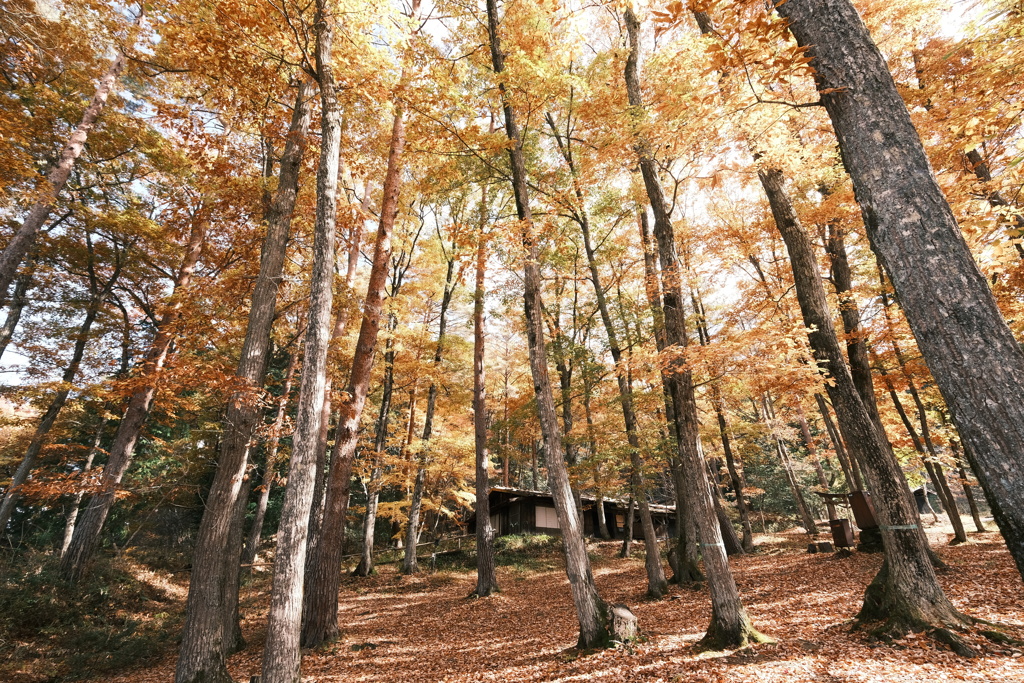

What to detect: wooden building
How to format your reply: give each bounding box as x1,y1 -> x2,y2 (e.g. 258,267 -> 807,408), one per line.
468,486 -> 676,540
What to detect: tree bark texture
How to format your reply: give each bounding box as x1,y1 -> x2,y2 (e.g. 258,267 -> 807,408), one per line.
176,80 -> 312,683
757,164 -> 966,636
298,102 -> 405,649
775,0 -> 1024,583
259,3 -> 343,678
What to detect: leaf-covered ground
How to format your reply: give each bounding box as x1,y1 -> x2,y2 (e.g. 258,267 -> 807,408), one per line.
100,523 -> 1024,683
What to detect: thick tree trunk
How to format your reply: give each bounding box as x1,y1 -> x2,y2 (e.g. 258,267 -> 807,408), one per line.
776,0 -> 1024,586
625,8 -> 762,648
176,80 -> 312,683
242,352 -> 300,568
298,101 -> 405,649
472,216 -> 498,597
756,164 -> 968,641
0,49 -> 127,303
488,0 -> 634,649
258,2 -> 343,677
61,215 -> 205,582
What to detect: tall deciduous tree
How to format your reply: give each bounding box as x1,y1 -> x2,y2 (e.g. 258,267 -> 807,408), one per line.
259,0 -> 344,676
774,0 -> 1024,584
176,79 -> 313,683
624,7 -> 765,649
487,0 -> 635,649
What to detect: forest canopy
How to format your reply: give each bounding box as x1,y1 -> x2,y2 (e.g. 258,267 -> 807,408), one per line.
1,0 -> 1024,681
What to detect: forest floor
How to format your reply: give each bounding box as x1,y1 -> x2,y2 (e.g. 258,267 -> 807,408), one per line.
14,520 -> 1024,682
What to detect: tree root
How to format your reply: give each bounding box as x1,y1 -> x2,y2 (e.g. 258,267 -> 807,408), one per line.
698,609 -> 775,651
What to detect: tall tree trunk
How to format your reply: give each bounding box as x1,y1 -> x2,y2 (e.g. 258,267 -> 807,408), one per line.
298,99 -> 405,649
176,80 -> 312,683
488,0 -> 634,649
0,48 -> 127,303
258,1 -> 343,676
776,0 -> 1024,586
625,8 -> 763,648
547,114 -> 666,597
756,164 -> 968,641
61,215 -> 204,582
472,211 -> 498,597
404,252 -> 459,574
242,352 -> 300,567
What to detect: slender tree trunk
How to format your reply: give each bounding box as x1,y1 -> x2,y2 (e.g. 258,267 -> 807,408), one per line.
761,394 -> 818,535
795,405 -> 837,520
909,386 -> 967,544
815,393 -> 861,491
619,496 -> 635,558
258,2 -> 343,676
488,0 -> 634,648
176,81 -> 312,683
472,212 -> 498,597
61,419 -> 107,557
716,395 -> 754,551
242,352 -> 300,568
404,253 -> 459,574
61,216 -> 204,582
0,49 -> 127,303
756,164 -> 968,640
547,115 -> 666,596
0,293 -> 110,533
950,440 -> 987,533
776,0 -> 1024,587
0,268 -> 33,362
625,8 -> 762,648
584,389 -> 611,541
638,212 -> 702,584
353,323 -> 398,578
298,97 -> 405,649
